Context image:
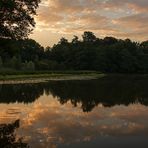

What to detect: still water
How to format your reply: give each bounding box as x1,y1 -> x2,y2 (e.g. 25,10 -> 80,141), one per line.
0,75 -> 148,148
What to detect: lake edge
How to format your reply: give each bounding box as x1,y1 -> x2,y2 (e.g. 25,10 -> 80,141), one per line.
0,73 -> 105,84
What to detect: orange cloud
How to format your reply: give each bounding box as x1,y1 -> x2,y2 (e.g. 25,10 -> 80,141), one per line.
30,0 -> 148,46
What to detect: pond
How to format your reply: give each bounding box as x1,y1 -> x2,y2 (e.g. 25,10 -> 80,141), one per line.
0,75 -> 148,148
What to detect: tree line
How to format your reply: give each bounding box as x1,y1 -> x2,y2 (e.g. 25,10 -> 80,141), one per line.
0,0 -> 148,73
0,31 -> 148,73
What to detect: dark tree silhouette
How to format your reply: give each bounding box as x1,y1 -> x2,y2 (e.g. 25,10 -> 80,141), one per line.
47,75 -> 148,112
0,75 -> 148,112
0,120 -> 29,148
82,31 -> 97,42
0,0 -> 41,39
0,31 -> 148,72
72,35 -> 79,44
58,37 -> 68,45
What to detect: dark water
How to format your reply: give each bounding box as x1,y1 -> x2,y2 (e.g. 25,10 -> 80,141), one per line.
0,75 -> 148,148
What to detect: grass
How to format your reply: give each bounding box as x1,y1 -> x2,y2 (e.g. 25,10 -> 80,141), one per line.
0,70 -> 105,81
0,69 -> 102,75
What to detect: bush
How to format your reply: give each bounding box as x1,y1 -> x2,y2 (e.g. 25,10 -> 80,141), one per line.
0,56 -> 3,69
22,61 -> 35,71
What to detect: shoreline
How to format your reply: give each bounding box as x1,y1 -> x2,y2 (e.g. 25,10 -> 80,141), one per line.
0,73 -> 105,84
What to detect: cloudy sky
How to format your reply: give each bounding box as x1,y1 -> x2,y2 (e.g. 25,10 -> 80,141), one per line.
30,0 -> 148,47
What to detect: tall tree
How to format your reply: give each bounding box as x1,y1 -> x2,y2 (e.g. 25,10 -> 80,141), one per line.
0,0 -> 40,39
82,31 -> 97,42
72,35 -> 79,44
58,37 -> 68,45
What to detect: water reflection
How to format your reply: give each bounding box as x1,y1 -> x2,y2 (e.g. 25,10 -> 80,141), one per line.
0,83 -> 43,103
0,75 -> 148,112
0,120 -> 29,147
0,75 -> 148,147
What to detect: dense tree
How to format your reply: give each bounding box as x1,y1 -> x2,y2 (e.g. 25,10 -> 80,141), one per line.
27,61 -> 35,71
72,35 -> 79,44
103,37 -> 118,45
46,32 -> 148,73
0,0 -> 41,39
19,39 -> 44,62
58,37 -> 68,45
0,31 -> 148,73
82,31 -> 97,42
0,56 -> 2,68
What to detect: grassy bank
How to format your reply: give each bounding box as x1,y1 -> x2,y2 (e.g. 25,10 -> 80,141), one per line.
0,69 -> 102,75
0,70 -> 105,81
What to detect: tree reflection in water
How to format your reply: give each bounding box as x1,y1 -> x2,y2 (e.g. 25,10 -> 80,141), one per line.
0,75 -> 148,112
0,120 -> 29,148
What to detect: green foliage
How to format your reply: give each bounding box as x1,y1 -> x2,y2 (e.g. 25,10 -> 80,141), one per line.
4,56 -> 22,70
47,33 -> 148,73
22,61 -> 35,71
0,31 -> 148,73
10,56 -> 18,69
82,31 -> 97,42
0,56 -> 3,69
72,35 -> 79,44
36,60 -> 59,70
0,0 -> 41,39
27,61 -> 35,71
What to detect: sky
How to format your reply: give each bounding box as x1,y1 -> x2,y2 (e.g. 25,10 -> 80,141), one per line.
29,0 -> 148,47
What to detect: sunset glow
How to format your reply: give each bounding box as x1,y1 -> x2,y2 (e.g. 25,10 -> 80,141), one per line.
30,0 -> 148,47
